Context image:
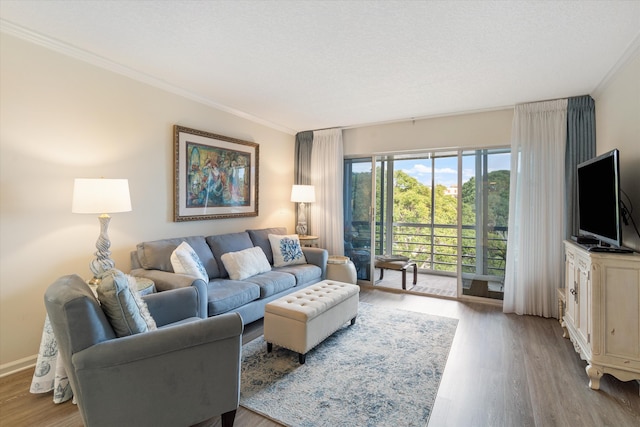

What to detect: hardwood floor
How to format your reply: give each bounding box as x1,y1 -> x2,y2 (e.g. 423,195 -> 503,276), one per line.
2,287 -> 639,426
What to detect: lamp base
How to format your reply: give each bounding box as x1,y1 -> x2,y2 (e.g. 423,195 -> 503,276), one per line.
90,214 -> 116,279
87,276 -> 102,287
296,223 -> 308,235
296,201 -> 309,236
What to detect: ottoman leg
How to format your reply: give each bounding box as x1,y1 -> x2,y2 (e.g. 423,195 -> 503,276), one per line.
299,353 -> 306,364
267,342 -> 273,353
351,316 -> 357,326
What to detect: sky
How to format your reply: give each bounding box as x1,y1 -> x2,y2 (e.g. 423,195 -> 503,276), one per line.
351,151 -> 511,188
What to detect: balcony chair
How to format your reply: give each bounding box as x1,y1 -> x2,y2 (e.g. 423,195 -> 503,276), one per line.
44,274 -> 243,427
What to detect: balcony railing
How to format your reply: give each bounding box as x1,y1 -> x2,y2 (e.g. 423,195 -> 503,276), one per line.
349,221 -> 508,278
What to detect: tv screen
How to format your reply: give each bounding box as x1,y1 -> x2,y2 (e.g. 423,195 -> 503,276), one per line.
577,149 -> 622,248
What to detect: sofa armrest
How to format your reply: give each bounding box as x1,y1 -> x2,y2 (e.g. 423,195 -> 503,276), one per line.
131,268 -> 208,318
71,313 -> 243,427
142,287 -> 201,324
302,247 -> 329,279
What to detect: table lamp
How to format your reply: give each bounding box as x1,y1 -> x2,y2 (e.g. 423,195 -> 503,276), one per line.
291,185 -> 315,236
72,178 -> 132,285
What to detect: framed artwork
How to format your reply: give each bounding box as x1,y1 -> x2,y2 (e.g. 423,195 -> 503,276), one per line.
174,125 -> 259,221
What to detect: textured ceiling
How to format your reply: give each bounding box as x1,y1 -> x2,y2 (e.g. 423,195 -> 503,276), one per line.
1,1 -> 639,134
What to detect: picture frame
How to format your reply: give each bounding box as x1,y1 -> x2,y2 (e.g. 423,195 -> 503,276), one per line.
174,125 -> 259,221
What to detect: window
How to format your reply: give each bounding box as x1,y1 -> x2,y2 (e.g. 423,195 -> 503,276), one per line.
344,147 -> 510,300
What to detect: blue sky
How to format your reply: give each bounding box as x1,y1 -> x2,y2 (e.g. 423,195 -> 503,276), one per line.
352,152 -> 511,188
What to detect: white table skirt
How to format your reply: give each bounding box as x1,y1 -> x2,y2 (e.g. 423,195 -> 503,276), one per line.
30,278 -> 154,404
29,315 -> 73,403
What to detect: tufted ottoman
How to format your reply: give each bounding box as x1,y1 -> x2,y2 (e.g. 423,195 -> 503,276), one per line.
264,280 -> 359,364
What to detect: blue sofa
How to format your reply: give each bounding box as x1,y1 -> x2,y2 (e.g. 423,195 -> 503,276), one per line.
130,227 -> 328,324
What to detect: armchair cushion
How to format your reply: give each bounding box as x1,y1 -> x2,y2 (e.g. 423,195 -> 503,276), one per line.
97,269 -> 156,337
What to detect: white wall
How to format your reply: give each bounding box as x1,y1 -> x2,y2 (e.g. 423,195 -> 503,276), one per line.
343,108 -> 514,156
0,34 -> 296,373
593,48 -> 640,252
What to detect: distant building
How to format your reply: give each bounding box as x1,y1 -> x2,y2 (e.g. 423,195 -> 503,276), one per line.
445,184 -> 458,196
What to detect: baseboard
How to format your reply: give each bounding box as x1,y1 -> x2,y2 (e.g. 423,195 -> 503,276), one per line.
0,355 -> 36,378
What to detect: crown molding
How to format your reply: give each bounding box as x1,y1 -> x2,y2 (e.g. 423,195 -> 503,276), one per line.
0,19 -> 297,135
592,30 -> 640,98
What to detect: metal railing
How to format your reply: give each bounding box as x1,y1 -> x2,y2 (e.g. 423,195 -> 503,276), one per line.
347,221 -> 508,278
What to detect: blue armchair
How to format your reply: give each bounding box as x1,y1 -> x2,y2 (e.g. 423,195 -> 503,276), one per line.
44,274 -> 243,427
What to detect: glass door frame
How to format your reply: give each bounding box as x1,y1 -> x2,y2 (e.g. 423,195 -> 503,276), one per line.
345,147 -> 509,303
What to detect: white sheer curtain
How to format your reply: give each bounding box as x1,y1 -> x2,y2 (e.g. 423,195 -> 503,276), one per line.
310,129 -> 344,255
503,99 -> 568,317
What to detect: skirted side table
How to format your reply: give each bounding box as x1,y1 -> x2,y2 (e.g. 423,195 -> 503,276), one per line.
31,276 -> 155,403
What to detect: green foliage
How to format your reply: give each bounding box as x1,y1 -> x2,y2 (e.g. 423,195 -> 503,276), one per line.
348,164 -> 510,278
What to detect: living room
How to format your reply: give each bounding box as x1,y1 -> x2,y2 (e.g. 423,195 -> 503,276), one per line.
1,2 -> 640,426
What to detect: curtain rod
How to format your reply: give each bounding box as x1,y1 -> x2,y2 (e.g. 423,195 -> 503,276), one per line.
515,94 -> 591,106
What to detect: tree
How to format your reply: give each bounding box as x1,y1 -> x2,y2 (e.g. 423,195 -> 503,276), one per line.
346,162 -> 510,277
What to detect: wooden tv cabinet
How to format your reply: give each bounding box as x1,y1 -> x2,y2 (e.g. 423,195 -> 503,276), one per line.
562,240 -> 640,389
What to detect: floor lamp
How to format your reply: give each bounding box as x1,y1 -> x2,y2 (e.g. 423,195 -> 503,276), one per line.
72,178 -> 132,285
291,185 -> 315,236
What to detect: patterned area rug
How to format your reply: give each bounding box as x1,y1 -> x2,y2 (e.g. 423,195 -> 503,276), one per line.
240,303 -> 458,427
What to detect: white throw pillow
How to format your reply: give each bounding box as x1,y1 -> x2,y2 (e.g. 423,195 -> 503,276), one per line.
97,269 -> 157,337
268,234 -> 307,267
170,241 -> 209,282
221,246 -> 272,280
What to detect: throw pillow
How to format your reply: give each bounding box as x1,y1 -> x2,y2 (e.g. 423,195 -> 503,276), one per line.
247,227 -> 287,265
97,269 -> 157,337
268,234 -> 307,267
170,241 -> 209,282
220,246 -> 272,280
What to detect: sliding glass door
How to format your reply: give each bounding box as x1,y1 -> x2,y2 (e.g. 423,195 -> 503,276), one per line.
344,147 -> 510,301
344,158 -> 374,282
461,149 -> 511,300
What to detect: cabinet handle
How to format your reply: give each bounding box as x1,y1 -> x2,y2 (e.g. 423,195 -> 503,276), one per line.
570,288 -> 577,296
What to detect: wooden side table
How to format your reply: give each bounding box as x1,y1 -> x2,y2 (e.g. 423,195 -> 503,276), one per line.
375,256 -> 417,290
299,235 -> 319,247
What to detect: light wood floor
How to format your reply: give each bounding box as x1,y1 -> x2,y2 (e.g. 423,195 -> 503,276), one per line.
2,287 -> 639,427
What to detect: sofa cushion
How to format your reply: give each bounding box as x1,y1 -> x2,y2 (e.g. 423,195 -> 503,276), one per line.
247,227 -> 287,265
97,269 -> 157,337
269,234 -> 307,267
206,280 -> 260,316
220,247 -> 271,280
206,232 -> 254,278
243,270 -> 296,298
274,264 -> 322,286
170,242 -> 209,282
136,236 -> 220,279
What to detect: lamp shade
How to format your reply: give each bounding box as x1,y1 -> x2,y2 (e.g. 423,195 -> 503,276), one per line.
290,185 -> 315,203
72,178 -> 132,214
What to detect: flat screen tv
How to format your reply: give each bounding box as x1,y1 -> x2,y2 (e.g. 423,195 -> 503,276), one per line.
577,149 -> 623,248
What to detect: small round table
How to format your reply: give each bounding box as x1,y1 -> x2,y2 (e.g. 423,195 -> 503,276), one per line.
299,235 -> 319,247
326,256 -> 358,284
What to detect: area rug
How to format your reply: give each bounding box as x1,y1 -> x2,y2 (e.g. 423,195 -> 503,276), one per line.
240,303 -> 458,427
